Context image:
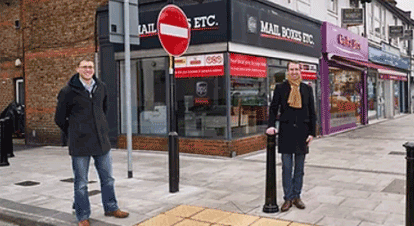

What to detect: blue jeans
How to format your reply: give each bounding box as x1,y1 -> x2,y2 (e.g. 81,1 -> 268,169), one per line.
72,151 -> 119,222
281,153 -> 306,201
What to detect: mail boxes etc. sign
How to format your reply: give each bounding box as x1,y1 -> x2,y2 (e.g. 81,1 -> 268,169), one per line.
231,0 -> 322,58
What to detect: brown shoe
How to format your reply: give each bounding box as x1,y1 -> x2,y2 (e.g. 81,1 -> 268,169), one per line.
293,198 -> 306,209
281,200 -> 292,212
78,219 -> 90,226
105,209 -> 129,218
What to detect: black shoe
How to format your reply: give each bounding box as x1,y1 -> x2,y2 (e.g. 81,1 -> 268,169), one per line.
293,198 -> 306,209
281,200 -> 292,212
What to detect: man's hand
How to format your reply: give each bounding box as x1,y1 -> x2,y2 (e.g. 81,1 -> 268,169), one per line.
306,135 -> 314,146
266,127 -> 278,135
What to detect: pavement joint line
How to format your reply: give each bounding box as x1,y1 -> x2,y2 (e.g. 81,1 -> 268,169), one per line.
305,164 -> 405,176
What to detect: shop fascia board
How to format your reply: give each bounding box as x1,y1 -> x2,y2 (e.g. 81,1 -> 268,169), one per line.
377,69 -> 407,77
115,42 -> 228,60
115,41 -> 321,64
228,42 -> 320,64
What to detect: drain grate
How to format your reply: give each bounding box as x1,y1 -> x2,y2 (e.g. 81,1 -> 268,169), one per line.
388,151 -> 405,155
15,181 -> 40,187
88,190 -> 101,196
60,178 -> 97,184
381,179 -> 406,194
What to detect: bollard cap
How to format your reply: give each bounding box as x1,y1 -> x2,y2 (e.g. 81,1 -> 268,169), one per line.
403,142 -> 414,150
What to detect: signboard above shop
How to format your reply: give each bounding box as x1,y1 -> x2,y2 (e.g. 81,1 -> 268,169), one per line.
369,46 -> 410,70
116,1 -> 227,52
389,25 -> 404,38
341,8 -> 363,26
402,29 -> 413,40
322,22 -> 368,62
231,0 -> 322,58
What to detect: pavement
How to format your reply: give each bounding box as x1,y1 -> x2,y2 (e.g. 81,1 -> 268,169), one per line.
0,114 -> 412,226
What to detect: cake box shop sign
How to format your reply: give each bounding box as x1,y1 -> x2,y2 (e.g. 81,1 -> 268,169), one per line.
260,21 -> 315,47
337,34 -> 361,50
139,14 -> 219,37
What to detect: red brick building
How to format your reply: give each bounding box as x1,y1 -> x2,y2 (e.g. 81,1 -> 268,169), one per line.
1,0 -> 106,144
0,1 -> 23,114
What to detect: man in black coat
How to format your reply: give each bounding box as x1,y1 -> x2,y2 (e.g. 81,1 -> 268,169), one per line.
266,61 -> 316,212
55,58 -> 129,226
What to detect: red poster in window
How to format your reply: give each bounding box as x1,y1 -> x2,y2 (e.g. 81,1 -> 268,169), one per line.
230,53 -> 267,77
175,53 -> 224,78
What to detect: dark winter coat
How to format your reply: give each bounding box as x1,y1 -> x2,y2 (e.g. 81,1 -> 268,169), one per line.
54,73 -> 111,156
268,81 -> 316,154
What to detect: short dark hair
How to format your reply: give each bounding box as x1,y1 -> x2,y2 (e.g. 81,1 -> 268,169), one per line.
77,56 -> 95,67
287,60 -> 301,70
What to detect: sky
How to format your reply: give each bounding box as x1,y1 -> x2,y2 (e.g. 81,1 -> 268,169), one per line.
396,0 -> 414,20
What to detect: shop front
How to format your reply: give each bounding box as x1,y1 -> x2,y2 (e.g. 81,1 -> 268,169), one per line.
328,45 -> 410,121
108,0 -> 321,156
320,22 -> 369,135
367,45 -> 410,119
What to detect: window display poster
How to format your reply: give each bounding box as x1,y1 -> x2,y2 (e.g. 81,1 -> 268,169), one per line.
329,69 -> 361,128
175,53 -> 224,78
230,53 -> 267,77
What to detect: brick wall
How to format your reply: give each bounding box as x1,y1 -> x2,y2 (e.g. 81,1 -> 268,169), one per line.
21,0 -> 108,145
0,0 -> 23,112
117,135 -> 267,157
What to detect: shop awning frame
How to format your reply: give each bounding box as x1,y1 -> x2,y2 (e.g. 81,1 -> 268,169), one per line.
332,56 -> 408,81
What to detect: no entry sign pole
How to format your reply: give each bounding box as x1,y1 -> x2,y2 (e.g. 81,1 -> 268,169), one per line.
157,4 -> 190,193
168,55 -> 179,193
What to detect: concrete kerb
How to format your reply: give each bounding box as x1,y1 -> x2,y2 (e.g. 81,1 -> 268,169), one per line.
0,198 -> 119,226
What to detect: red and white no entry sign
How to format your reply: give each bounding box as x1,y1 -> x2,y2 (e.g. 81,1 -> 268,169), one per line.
157,5 -> 191,57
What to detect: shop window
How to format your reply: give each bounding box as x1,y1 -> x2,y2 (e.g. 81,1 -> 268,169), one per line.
329,67 -> 362,128
120,60 -> 139,134
175,53 -> 226,139
138,58 -> 167,135
120,58 -> 167,135
230,54 -> 268,139
231,77 -> 267,138
394,81 -> 401,115
367,74 -> 377,120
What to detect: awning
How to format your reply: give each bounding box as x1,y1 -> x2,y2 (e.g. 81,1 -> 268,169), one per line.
344,58 -> 407,81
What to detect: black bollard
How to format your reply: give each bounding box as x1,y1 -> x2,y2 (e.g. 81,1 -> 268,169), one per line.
5,118 -> 14,158
263,134 -> 279,213
403,142 -> 414,226
0,118 -> 10,166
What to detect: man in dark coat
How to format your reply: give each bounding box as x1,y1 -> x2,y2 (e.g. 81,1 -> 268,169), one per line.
266,61 -> 316,212
55,58 -> 129,226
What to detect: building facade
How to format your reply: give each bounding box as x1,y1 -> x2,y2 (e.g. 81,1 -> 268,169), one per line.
1,0 -> 413,155
108,0 -> 322,156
